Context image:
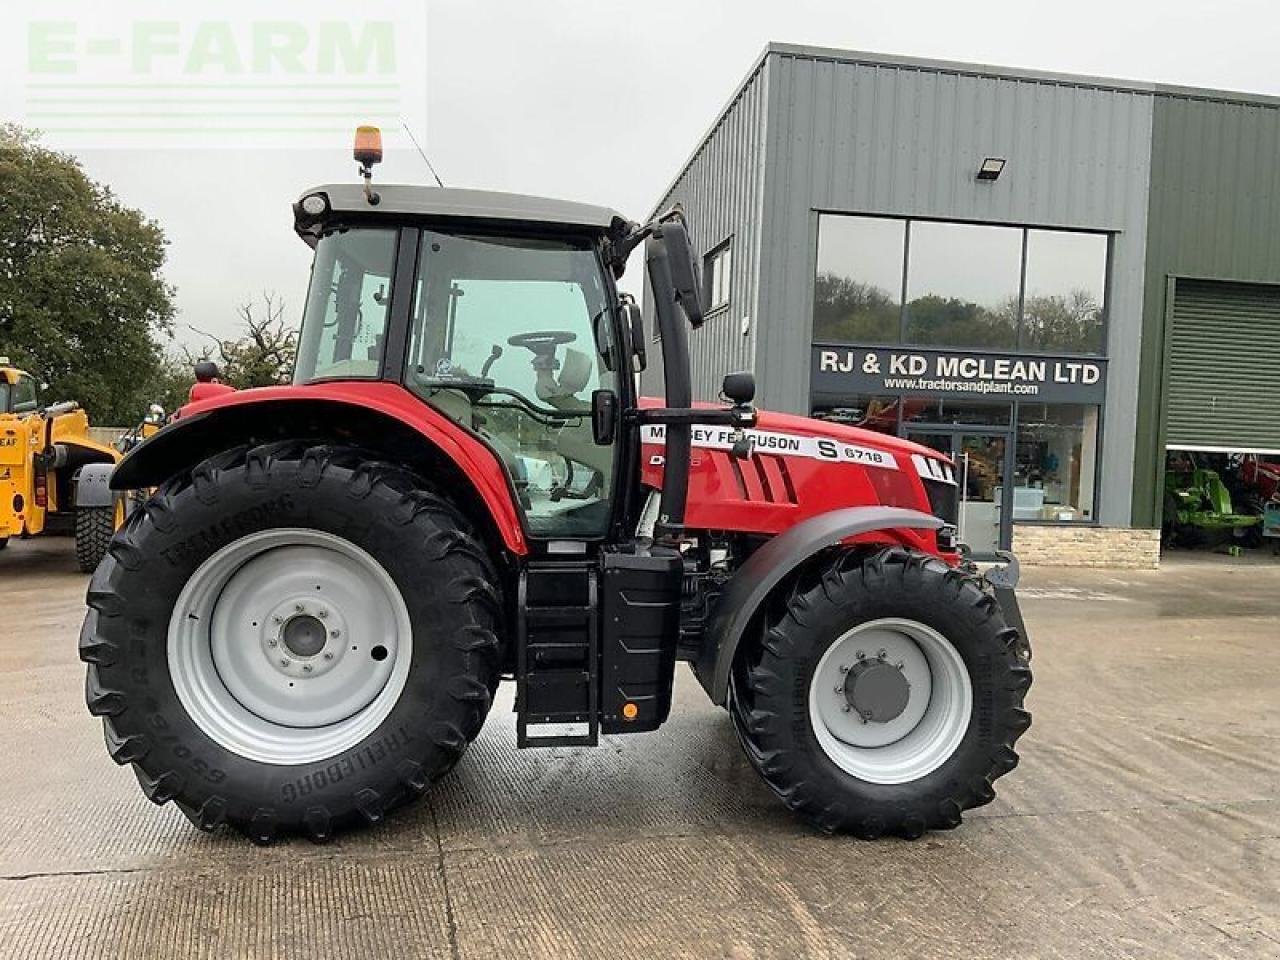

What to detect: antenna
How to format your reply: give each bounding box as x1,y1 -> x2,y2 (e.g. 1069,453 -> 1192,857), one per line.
401,120 -> 445,188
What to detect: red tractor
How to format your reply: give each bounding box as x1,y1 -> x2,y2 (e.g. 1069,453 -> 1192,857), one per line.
81,131 -> 1031,843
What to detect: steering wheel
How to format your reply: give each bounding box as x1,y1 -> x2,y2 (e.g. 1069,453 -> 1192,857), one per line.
507,330 -> 577,352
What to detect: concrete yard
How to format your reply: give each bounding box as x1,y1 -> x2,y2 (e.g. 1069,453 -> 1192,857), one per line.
0,536 -> 1277,959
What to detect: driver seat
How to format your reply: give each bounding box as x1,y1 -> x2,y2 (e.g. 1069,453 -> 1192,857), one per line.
537,348 -> 592,410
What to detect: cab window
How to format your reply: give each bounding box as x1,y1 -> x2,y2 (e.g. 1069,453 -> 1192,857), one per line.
405,231 -> 616,538
294,229 -> 399,382
10,375 -> 38,413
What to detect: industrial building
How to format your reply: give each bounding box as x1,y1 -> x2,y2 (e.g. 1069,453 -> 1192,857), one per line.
642,43 -> 1280,565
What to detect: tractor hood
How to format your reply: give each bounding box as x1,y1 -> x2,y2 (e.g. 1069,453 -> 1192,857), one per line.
637,399 -> 956,543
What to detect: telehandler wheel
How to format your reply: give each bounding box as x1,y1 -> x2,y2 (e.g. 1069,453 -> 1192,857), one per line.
75,506 -> 115,573
79,442 -> 503,844
730,547 -> 1031,839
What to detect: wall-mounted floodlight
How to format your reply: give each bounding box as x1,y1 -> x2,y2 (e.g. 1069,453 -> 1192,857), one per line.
976,157 -> 1006,182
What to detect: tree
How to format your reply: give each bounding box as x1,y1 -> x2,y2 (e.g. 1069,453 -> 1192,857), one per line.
0,124 -> 176,424
188,292 -> 297,389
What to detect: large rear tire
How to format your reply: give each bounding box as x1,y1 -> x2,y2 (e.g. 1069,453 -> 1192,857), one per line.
730,547 -> 1031,838
79,442 -> 503,843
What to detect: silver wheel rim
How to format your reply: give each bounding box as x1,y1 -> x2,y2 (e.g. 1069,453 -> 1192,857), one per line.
808,618 -> 972,785
168,528 -> 412,766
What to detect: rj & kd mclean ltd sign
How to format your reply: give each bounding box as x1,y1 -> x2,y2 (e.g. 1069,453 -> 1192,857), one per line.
811,346 -> 1107,405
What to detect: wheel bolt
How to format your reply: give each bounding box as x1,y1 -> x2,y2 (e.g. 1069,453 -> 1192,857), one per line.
834,685 -> 844,694
302,664 -> 313,673
855,650 -> 866,660
280,658 -> 290,668
841,704 -> 851,712
272,615 -> 283,625
317,609 -> 328,619
294,604 -> 304,613
267,638 -> 277,648
323,652 -> 334,661
331,629 -> 341,639
838,664 -> 849,674
877,648 -> 887,660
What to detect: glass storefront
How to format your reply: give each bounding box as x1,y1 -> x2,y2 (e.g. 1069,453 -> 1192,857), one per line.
811,212 -> 1110,550
812,214 -> 1109,355
1014,404 -> 1099,522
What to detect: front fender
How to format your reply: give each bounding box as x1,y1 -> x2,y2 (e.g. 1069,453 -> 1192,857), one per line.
73,462 -> 116,508
700,506 -> 944,705
110,383 -> 529,555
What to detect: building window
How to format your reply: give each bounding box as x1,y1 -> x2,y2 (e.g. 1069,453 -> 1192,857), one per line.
904,221 -> 1021,350
812,213 -> 1109,356
705,241 -> 732,312
813,216 -> 903,343
902,398 -> 1013,427
1021,230 -> 1108,354
1014,403 -> 1099,522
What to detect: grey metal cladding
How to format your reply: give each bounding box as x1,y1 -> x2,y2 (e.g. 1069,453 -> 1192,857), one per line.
1132,94 -> 1280,521
640,64 -> 768,402
754,50 -> 1155,527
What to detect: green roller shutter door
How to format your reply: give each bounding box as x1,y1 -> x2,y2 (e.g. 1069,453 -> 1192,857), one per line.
1167,279 -> 1280,452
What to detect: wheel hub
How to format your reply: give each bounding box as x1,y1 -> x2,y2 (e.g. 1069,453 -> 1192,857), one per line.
843,656 -> 910,723
281,614 -> 326,658
258,597 -> 350,682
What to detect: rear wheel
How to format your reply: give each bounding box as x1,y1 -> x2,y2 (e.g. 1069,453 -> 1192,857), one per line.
730,547 -> 1031,838
80,442 -> 503,843
74,505 -> 115,573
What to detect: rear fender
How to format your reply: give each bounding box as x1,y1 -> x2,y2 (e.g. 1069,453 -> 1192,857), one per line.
110,388 -> 528,555
700,506 -> 944,705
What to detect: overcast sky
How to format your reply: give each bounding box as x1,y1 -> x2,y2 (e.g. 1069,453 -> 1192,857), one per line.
44,0 -> 1280,352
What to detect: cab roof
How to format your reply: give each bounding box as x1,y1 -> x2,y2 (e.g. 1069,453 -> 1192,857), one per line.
295,184 -> 631,243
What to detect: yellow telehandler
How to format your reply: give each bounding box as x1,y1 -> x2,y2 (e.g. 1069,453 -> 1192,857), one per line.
0,359 -> 125,571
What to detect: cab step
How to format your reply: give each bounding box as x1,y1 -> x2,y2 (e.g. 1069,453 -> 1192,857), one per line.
516,561 -> 598,747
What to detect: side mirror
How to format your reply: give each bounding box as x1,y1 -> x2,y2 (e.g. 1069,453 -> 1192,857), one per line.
722,371 -> 755,405
194,360 -> 222,383
591,389 -> 617,445
621,297 -> 647,372
659,218 -> 704,327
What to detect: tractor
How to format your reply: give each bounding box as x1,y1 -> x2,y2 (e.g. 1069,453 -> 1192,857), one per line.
80,128 -> 1032,844
1,360 -> 122,571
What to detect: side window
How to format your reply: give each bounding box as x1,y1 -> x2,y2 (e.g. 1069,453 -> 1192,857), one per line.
11,375 -> 38,413
406,232 -> 617,538
294,229 -> 399,382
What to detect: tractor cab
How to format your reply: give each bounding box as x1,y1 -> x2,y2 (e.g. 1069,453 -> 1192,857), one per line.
0,363 -> 41,417
291,184 -> 635,542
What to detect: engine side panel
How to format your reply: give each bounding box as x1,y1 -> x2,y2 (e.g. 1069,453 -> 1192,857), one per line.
639,406 -> 955,544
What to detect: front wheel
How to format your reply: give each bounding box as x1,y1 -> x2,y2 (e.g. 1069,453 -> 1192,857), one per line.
75,505 -> 116,573
80,442 -> 503,843
730,548 -> 1031,838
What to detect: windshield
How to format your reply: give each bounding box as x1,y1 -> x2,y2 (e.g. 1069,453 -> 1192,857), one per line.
405,230 -> 618,538
294,228 -> 399,382
0,381 -> 9,414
